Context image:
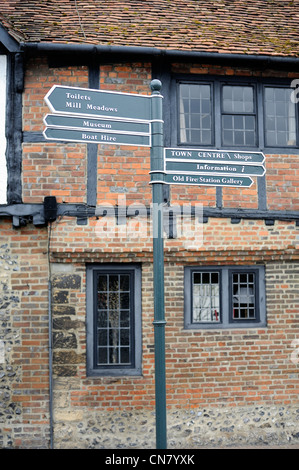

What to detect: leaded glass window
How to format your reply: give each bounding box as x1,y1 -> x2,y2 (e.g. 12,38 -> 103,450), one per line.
192,271 -> 220,323
179,83 -> 213,145
184,266 -> 266,329
96,273 -> 132,366
264,87 -> 297,147
86,264 -> 141,376
176,77 -> 298,151
221,85 -> 256,146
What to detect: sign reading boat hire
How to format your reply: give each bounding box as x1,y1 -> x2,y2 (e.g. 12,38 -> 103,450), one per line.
43,127 -> 151,147
44,85 -> 152,121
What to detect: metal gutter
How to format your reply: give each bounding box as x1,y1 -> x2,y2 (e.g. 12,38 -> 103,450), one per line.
21,42 -> 299,67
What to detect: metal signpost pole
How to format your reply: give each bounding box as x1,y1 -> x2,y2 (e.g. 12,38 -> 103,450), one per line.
150,79 -> 167,449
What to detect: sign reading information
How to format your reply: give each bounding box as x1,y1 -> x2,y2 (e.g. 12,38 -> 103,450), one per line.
165,160 -> 265,176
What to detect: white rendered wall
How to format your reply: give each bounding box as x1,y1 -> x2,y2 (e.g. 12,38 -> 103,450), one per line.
0,55 -> 7,205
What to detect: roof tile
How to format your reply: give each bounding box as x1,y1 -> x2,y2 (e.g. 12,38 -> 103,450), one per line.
0,0 -> 298,57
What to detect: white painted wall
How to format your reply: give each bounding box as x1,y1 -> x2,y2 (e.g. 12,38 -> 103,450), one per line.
0,55 -> 7,205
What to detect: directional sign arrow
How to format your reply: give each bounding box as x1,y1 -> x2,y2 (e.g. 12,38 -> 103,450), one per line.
44,85 -> 152,121
44,114 -> 151,135
43,127 -> 151,147
165,160 -> 265,176
164,173 -> 254,187
164,148 -> 265,165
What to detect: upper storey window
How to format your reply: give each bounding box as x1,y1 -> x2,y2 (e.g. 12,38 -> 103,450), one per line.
221,85 -> 256,147
179,83 -> 213,145
264,87 -> 296,147
177,77 -> 298,151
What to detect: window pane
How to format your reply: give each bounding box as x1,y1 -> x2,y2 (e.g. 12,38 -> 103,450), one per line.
95,273 -> 132,366
221,85 -> 256,146
264,87 -> 296,147
232,272 -> 256,320
120,274 -> 130,291
192,271 -> 220,322
222,114 -> 256,146
179,83 -> 212,144
222,85 -> 254,113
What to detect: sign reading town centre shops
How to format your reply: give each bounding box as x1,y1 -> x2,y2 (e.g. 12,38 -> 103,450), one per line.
43,85 -> 152,147
163,148 -> 266,188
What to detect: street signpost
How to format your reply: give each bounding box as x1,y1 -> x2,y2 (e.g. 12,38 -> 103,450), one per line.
150,81 -> 167,450
44,81 -> 167,450
44,82 -> 267,451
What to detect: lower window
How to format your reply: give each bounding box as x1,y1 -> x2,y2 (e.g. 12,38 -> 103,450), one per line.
184,265 -> 266,329
86,264 -> 142,376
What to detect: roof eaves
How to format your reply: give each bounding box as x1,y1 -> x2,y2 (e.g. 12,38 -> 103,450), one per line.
0,23 -> 21,52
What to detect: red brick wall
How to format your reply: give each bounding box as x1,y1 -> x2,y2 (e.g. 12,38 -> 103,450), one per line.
3,58 -> 297,448
22,59 -> 299,210
1,213 -> 298,447
48,216 -> 298,408
0,219 -> 49,448
22,58 -> 89,203
49,255 -> 299,411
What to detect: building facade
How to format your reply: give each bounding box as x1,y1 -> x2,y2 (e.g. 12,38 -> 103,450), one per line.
0,1 -> 298,448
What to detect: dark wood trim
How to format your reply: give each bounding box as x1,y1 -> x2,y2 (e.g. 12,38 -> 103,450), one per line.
6,53 -> 24,204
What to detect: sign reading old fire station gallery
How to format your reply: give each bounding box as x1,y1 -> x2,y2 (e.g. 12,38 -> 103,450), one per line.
43,85 -> 152,147
164,148 -> 266,187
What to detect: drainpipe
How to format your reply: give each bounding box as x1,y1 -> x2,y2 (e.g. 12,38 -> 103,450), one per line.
48,277 -> 54,449
45,205 -> 56,449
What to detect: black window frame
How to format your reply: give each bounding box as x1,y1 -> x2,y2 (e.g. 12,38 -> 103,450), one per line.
171,75 -> 299,153
184,265 -> 266,330
86,263 -> 142,376
220,83 -> 258,148
178,80 -> 215,147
